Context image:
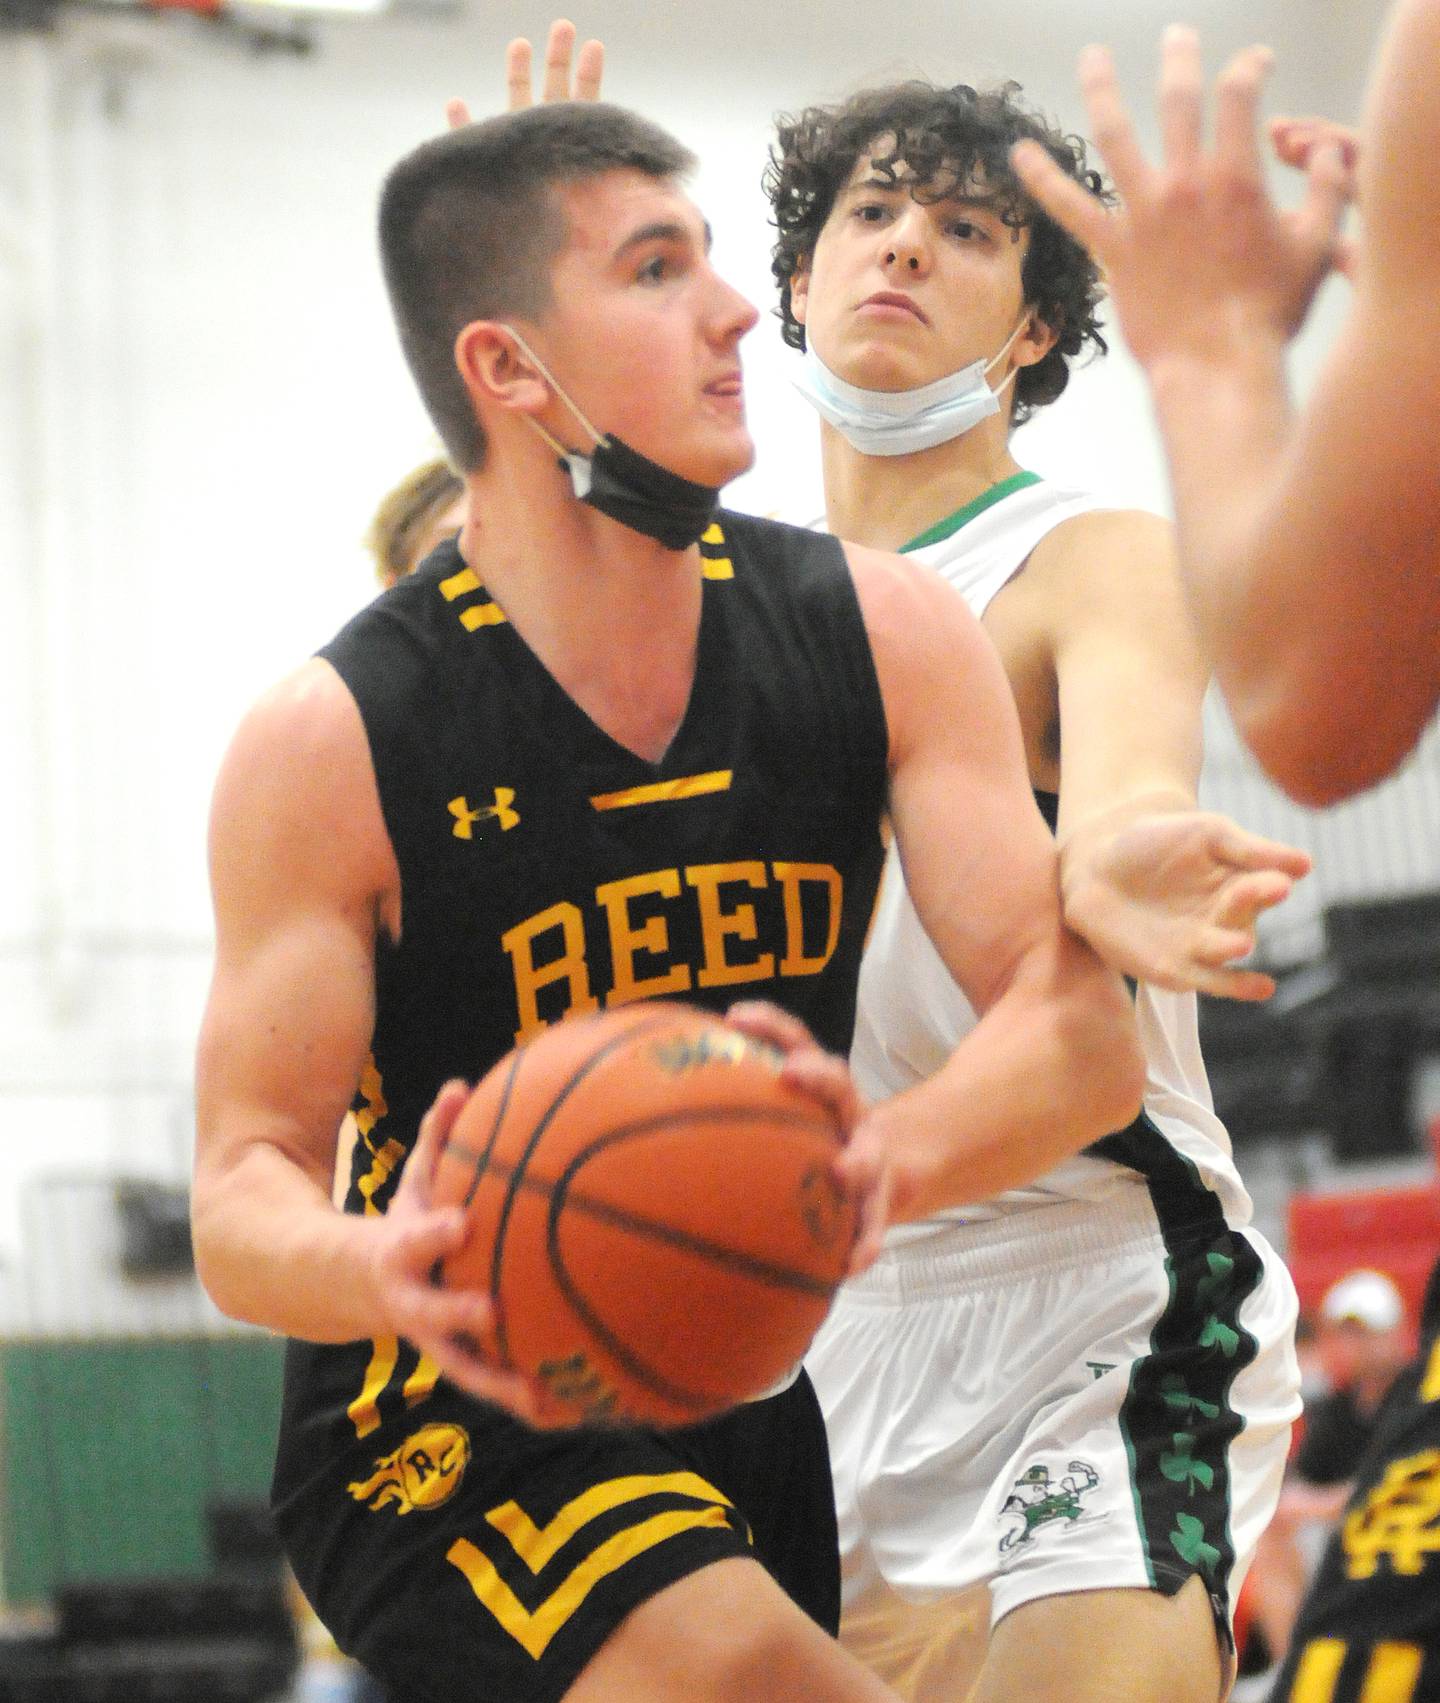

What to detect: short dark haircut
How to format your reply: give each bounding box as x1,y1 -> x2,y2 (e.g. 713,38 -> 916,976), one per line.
379,103 -> 695,470
764,81 -> 1110,425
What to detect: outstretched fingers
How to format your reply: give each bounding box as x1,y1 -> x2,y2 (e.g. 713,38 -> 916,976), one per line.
534,19 -> 604,105
1157,23 -> 1206,176
539,18 -> 578,101
1193,961 -> 1278,1003
1184,919 -> 1277,1002
1011,138 -> 1115,254
1270,116 -> 1361,176
1295,142 -> 1357,270
572,34 -> 604,100
1209,819 -> 1313,881
505,34 -> 535,109
1212,44 -> 1274,188
1078,42 -> 1152,199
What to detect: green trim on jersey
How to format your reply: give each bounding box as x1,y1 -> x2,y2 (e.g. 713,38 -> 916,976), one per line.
1092,1117 -> 1262,1628
899,470 -> 1044,553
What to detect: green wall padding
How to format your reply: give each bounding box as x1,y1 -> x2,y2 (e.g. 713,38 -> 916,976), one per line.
0,1334 -> 285,1605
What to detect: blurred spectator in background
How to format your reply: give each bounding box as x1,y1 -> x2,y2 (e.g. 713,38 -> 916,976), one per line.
363,455 -> 465,589
1247,1270 -> 1410,1673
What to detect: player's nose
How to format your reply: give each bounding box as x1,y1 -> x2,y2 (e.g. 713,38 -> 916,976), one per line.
882,206 -> 931,276
709,270 -> 760,343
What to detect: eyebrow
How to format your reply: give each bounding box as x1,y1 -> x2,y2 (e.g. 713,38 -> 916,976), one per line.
613,219 -> 713,260
840,175 -> 1001,212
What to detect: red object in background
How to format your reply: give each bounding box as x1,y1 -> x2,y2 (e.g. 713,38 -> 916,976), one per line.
145,0 -> 223,13
1287,1177 -> 1440,1346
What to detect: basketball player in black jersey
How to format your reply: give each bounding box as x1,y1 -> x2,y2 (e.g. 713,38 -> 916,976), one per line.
192,103 -> 1143,1703
1267,1257 -> 1440,1703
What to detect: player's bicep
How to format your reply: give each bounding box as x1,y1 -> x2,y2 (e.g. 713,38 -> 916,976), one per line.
851,548 -> 1064,1015
195,665 -> 392,1195
198,905 -> 377,1192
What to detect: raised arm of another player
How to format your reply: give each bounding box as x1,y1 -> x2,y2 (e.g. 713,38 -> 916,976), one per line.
1031,508 -> 1309,998
846,546 -> 1146,1221
1014,16 -> 1440,804
192,661 -> 537,1415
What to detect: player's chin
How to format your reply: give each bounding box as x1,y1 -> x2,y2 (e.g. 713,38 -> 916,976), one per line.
685,417 -> 755,487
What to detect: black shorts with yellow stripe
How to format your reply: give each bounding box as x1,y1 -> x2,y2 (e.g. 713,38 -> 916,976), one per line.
274,1371 -> 840,1703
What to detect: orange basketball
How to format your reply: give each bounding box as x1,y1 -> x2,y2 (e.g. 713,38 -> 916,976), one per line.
432,1001 -> 857,1427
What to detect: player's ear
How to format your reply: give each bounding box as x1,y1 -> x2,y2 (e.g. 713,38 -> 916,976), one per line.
789,255 -> 812,327
1013,306 -> 1059,369
454,322 -> 550,416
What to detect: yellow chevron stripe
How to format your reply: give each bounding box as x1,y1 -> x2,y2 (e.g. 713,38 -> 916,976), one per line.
348,1336 -> 399,1440
438,565 -> 508,627
1291,1640 -> 1346,1703
1421,1337 -> 1440,1403
485,1471 -> 735,1574
700,557 -> 733,580
449,1504 -> 734,1659
1359,1643 -> 1424,1703
589,770 -> 732,812
439,566 -> 482,601
701,523 -> 725,545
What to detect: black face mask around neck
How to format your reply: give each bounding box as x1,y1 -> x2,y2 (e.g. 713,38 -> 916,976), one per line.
558,435 -> 721,552
501,323 -> 727,553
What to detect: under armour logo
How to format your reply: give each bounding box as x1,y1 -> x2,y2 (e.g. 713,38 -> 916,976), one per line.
449,789 -> 520,838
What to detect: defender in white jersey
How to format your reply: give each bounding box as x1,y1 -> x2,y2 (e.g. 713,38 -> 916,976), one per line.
766,81 -> 1311,1703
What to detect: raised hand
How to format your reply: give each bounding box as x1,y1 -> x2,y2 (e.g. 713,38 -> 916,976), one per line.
446,17 -> 604,132
1060,806 -> 1311,1001
1011,28 -> 1351,373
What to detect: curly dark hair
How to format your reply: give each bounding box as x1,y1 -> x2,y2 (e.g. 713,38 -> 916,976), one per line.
764,81 -> 1111,425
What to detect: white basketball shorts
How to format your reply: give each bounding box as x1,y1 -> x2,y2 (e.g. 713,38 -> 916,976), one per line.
807,1184 -> 1300,1683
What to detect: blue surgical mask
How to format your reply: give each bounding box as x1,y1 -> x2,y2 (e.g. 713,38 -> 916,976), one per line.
504,326 -> 722,551
792,319 -> 1027,457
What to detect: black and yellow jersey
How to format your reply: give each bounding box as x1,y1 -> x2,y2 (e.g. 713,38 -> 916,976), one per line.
1270,1262 -> 1440,1703
274,510 -> 888,1477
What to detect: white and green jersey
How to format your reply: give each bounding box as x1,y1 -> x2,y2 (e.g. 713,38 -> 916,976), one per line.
849,471 -> 1253,1238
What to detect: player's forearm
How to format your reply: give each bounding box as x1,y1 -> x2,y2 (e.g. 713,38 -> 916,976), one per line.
1147,341 -> 1307,734
873,947 -> 1145,1221
193,1139 -> 385,1343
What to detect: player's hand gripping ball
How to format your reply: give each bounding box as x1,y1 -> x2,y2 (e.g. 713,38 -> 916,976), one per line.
432,1002 -> 858,1426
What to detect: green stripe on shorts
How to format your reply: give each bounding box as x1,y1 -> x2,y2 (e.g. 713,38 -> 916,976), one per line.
1089,1116 -> 1264,1622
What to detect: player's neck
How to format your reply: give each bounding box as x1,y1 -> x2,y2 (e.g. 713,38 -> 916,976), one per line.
459,459 -> 704,765
820,416 -> 1024,552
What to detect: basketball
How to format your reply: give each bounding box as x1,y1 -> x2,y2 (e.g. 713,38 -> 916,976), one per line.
431,1001 -> 858,1427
